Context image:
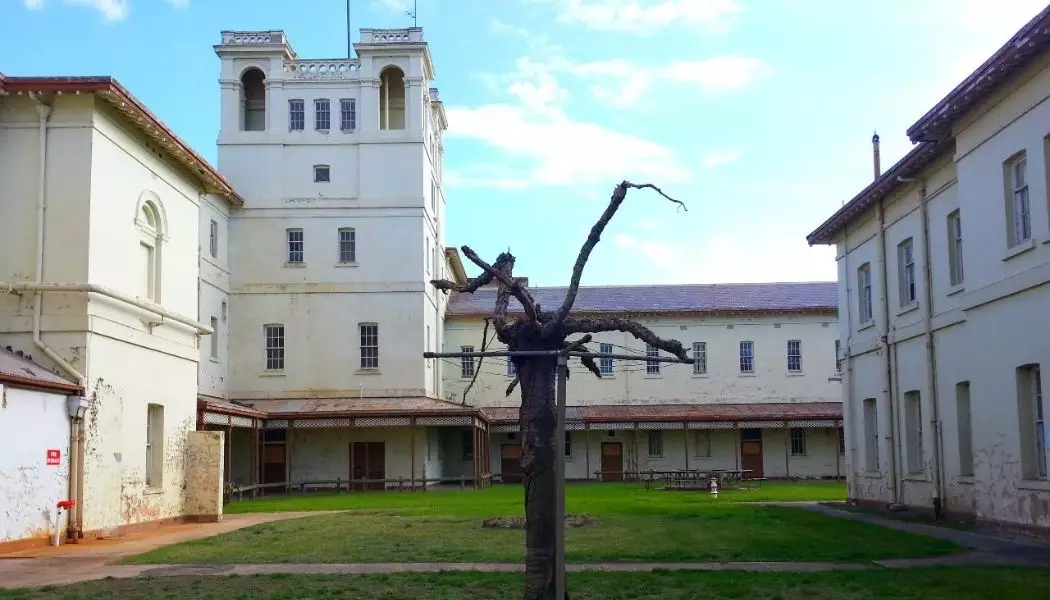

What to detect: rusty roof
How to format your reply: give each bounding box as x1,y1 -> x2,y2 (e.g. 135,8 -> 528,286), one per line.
0,346 -> 81,394
1,76 -> 243,206
237,396 -> 477,418
446,282 -> 837,317
198,397 -> 267,419
907,5 -> 1050,143
482,402 -> 842,424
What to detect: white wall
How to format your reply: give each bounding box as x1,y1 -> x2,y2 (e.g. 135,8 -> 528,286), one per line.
199,195 -> 232,399
0,384 -> 71,544
443,313 -> 842,407
288,426 -> 429,485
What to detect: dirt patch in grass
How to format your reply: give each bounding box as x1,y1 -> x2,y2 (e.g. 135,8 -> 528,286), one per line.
481,514 -> 596,529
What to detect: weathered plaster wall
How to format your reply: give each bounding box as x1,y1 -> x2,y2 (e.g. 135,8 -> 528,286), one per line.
184,430 -> 224,520
0,384 -> 70,543
287,427 -> 427,486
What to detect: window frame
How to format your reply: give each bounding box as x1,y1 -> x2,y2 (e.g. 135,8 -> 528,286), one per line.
359,323 -> 380,370
338,227 -> 357,264
692,341 -> 707,375
460,345 -> 476,378
857,263 -> 873,324
599,343 -> 614,375
314,98 -> 331,131
790,428 -> 807,456
1006,153 -> 1031,247
647,430 -> 664,458
313,164 -> 331,183
209,219 -> 218,258
339,98 -> 357,132
898,237 -> 916,307
263,323 -> 285,371
286,228 -> 304,264
645,344 -> 660,375
947,210 -> 964,287
739,340 -> 755,374
787,339 -> 802,373
288,98 -> 305,131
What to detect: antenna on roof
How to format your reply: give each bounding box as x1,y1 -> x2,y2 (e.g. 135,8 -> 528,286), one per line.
405,0 -> 418,26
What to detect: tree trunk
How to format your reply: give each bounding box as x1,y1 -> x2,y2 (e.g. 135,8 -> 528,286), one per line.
518,353 -> 561,600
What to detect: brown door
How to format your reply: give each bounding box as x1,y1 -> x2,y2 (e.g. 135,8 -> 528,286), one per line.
501,444 -> 523,483
351,442 -> 386,490
601,442 -> 623,482
740,429 -> 764,478
262,444 -> 286,485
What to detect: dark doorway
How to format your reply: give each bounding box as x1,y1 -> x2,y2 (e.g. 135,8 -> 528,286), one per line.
350,441 -> 386,491
740,428 -> 764,478
601,442 -> 623,482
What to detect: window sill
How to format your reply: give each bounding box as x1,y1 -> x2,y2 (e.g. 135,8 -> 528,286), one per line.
284,262 -> 306,268
317,129 -> 330,135
955,476 -> 976,485
335,262 -> 359,268
738,373 -> 756,378
260,371 -> 286,378
356,369 -> 381,375
896,302 -> 919,316
691,374 -> 709,379
860,472 -> 883,479
1003,238 -> 1037,261
903,474 -> 929,482
1017,479 -> 1050,491
857,321 -> 875,332
946,284 -> 965,297
786,372 -> 805,377
340,129 -> 356,134
598,375 -> 616,380
144,487 -> 164,496
209,357 -> 220,364
643,376 -> 663,380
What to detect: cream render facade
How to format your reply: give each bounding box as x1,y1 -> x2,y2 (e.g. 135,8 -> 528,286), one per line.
808,6 -> 1050,535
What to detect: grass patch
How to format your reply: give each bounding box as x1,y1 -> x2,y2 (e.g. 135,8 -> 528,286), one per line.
125,484 -> 956,565
5,568 -> 1050,599
224,481 -> 847,515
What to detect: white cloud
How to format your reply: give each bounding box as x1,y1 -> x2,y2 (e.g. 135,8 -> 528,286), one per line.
614,232 -> 837,283
24,0 -> 43,9
530,0 -> 743,34
66,0 -> 128,20
700,148 -> 744,169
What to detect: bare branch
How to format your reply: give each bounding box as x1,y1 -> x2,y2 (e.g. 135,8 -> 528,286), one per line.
543,181 -> 684,336
458,247 -> 539,323
505,375 -> 519,397
461,318 -> 494,404
563,334 -> 601,379
563,317 -> 691,362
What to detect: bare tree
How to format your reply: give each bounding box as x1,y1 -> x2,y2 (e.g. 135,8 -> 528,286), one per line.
431,181 -> 689,600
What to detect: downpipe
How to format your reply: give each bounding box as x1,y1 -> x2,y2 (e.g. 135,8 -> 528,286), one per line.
875,199 -> 902,508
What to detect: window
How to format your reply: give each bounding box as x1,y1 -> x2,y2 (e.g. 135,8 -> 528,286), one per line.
140,241 -> 156,300
507,358 -> 516,377
426,325 -> 431,369
240,68 -> 266,131
863,397 -> 879,471
1006,153 -> 1031,246
314,98 -> 331,131
564,431 -> 572,457
898,238 -> 916,307
338,228 -> 356,263
647,430 -> 664,457
790,428 -> 806,455
787,340 -> 802,373
645,344 -> 660,375
461,430 -> 473,461
956,381 -> 973,477
692,342 -> 707,375
145,403 -> 164,488
431,179 -> 438,212
599,343 -> 614,375
905,390 -> 923,474
838,427 -> 845,455
426,238 -> 431,274
1017,364 -> 1045,479
313,164 -> 330,183
460,345 -> 475,378
693,430 -> 711,458
286,228 -> 304,263
834,339 -> 842,373
209,219 -> 218,258
209,317 -> 219,360
739,341 -> 754,373
947,210 -> 964,286
339,98 -> 357,131
264,324 -> 284,371
359,323 -> 379,370
289,99 -> 305,131
857,263 -> 873,323
378,66 -> 406,130
137,200 -> 162,301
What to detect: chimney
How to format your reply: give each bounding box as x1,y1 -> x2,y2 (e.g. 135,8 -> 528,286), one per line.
872,131 -> 881,180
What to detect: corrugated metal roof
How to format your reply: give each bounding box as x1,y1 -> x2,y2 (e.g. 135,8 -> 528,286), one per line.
239,396 -> 474,416
446,282 -> 838,317
482,402 -> 842,424
0,347 -> 80,393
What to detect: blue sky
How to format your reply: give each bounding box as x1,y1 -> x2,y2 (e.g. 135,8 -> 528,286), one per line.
2,0 -> 1046,287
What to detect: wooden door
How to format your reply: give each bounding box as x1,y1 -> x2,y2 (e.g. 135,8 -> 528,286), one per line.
740,429 -> 764,478
262,444 -> 286,485
601,442 -> 623,482
351,442 -> 386,490
501,444 -> 523,483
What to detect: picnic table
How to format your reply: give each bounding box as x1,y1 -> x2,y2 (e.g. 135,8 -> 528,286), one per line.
641,469 -> 756,491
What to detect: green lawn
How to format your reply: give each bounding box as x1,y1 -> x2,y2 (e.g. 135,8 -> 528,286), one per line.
125,482 -> 960,565
5,568 -> 1050,599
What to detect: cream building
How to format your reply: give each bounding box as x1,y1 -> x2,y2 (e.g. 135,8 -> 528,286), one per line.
807,6 -> 1050,536
0,74 -> 232,548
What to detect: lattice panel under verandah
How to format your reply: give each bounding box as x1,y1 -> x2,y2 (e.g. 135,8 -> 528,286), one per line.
416,415 -> 470,426
294,418 -> 352,429
355,416 -> 412,428
738,420 -> 788,429
787,419 -> 840,428
589,421 -> 634,430
230,416 -> 257,428
686,421 -> 736,429
264,419 -> 289,430
202,412 -> 228,426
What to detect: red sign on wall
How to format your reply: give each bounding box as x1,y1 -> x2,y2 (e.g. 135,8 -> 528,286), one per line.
46,449 -> 61,466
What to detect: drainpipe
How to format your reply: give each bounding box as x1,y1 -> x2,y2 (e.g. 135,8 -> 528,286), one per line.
908,175 -> 944,519
875,198 -> 901,506
28,92 -> 87,540
841,222 -> 856,501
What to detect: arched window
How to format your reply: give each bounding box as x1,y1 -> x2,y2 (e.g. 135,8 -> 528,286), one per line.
379,66 -> 406,130
135,195 -> 166,302
241,68 -> 266,131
